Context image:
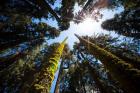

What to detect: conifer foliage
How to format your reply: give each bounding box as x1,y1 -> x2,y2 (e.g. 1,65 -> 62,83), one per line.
101,9 -> 140,39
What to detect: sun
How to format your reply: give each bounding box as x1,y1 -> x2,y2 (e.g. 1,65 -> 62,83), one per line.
83,17 -> 95,26
77,17 -> 96,34
83,18 -> 95,28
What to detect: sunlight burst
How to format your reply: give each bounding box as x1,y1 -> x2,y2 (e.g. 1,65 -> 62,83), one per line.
78,17 -> 96,34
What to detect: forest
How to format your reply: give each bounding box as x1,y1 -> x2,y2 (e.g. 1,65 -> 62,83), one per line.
0,0 -> 140,93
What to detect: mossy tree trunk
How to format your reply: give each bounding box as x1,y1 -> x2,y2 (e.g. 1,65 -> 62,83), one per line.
75,34 -> 140,93
28,37 -> 68,93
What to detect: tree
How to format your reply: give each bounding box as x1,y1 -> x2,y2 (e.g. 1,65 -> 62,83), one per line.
73,40 -> 124,93
80,34 -> 140,70
54,44 -> 73,93
59,60 -> 100,93
74,0 -> 109,23
0,41 -> 44,93
0,0 -> 87,30
108,0 -> 140,9
0,19 -> 61,70
75,34 -> 140,93
59,40 -> 122,93
0,15 -> 60,51
101,9 -> 140,39
0,38 -> 44,71
28,37 -> 67,93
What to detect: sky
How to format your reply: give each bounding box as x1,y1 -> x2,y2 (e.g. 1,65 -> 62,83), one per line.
47,6 -> 123,49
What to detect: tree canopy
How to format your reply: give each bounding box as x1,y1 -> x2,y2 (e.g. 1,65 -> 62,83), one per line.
0,0 -> 140,93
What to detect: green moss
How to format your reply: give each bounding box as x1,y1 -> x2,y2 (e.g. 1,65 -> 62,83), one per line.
29,37 -> 67,93
34,84 -> 44,90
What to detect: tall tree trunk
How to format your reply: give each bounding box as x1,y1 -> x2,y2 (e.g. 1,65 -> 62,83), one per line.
75,34 -> 140,93
28,37 -> 68,93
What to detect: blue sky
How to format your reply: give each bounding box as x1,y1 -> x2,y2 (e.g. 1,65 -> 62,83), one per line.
47,6 -> 124,49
